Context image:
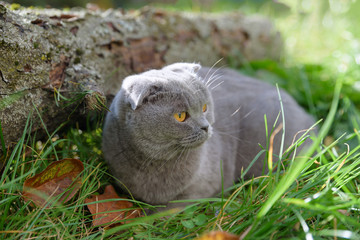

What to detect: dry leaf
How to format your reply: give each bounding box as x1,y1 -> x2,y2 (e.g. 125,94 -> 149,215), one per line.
195,231 -> 240,240
22,158 -> 83,208
42,55 -> 70,90
31,18 -> 48,28
85,185 -> 142,228
49,14 -> 78,21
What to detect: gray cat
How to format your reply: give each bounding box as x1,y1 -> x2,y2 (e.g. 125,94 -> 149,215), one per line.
102,63 -> 315,206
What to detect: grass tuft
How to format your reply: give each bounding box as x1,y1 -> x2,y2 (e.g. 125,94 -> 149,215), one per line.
1,101 -> 359,239
1,1 -> 360,239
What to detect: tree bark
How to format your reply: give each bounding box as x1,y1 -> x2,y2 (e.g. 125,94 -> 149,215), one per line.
0,3 -> 283,155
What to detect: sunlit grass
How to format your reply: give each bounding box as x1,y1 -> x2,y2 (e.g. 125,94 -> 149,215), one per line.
1,113 -> 359,239
1,0 -> 360,239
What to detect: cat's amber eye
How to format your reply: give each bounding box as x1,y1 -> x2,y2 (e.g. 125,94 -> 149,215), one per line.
202,104 -> 207,112
174,112 -> 187,122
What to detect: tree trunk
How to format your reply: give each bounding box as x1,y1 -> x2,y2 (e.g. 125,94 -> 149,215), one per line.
0,3 -> 283,156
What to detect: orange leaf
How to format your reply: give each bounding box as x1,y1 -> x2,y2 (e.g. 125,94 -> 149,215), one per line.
195,231 -> 240,240
22,158 -> 83,207
85,185 -> 142,228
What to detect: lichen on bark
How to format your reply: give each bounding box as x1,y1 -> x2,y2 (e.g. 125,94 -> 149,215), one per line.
0,2 -> 283,155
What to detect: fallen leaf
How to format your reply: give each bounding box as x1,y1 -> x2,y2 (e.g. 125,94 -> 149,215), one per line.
195,231 -> 240,240
31,18 -> 48,29
22,158 -> 83,208
85,185 -> 142,228
42,55 -> 70,90
49,14 -> 78,21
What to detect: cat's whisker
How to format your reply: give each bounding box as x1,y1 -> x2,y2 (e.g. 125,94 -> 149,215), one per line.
205,73 -> 221,87
180,131 -> 208,146
243,109 -> 254,119
213,128 -> 241,136
158,145 -> 187,171
212,107 -> 256,145
230,106 -> 242,117
205,73 -> 223,88
171,147 -> 190,174
211,80 -> 224,90
139,154 -> 157,170
178,148 -> 191,171
142,151 -> 170,171
203,58 -> 224,82
139,141 -> 176,170
213,107 -> 254,127
213,130 -> 253,145
207,75 -> 226,89
193,88 -> 204,95
205,65 -> 225,87
168,145 -> 185,161
213,108 -> 241,126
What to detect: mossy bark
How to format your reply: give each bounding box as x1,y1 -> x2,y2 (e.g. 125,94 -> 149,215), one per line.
0,3 -> 283,156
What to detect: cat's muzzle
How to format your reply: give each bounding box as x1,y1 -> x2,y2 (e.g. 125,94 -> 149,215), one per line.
179,129 -> 211,148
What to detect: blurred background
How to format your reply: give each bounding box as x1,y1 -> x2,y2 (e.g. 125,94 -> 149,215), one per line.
4,0 -> 359,85
3,0 -> 360,145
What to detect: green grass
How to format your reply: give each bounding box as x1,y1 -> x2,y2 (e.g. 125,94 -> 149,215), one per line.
1,1 -> 360,239
1,106 -> 359,239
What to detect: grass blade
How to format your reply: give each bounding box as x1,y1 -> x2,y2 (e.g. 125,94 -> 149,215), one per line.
250,76 -> 343,232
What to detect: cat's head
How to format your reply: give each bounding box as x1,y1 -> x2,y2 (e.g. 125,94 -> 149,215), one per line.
117,63 -> 214,159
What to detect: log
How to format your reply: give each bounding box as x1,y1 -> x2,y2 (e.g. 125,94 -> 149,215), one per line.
0,3 -> 283,156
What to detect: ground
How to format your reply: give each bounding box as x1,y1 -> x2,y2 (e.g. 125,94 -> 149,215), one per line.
1,1 -> 360,239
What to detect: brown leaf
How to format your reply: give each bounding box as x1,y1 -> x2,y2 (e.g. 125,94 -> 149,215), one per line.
85,185 -> 142,228
195,231 -> 240,240
31,18 -> 48,29
106,37 -> 165,73
42,55 -> 70,90
22,158 -> 83,208
49,14 -> 78,21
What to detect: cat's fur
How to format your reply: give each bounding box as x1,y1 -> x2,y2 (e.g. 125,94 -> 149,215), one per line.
102,63 -> 315,205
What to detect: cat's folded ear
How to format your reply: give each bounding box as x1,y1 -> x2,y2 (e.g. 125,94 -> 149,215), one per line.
162,62 -> 201,74
124,82 -> 162,110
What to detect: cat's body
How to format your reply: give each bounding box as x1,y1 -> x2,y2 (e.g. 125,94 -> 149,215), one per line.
102,63 -> 315,205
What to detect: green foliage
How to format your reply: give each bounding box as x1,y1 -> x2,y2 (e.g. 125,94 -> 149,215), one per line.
1,68 -> 359,239
1,1 -> 360,239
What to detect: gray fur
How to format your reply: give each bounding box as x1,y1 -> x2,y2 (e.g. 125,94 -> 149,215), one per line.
102,63 -> 315,205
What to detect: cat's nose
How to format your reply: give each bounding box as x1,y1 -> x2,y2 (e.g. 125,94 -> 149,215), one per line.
201,126 -> 208,132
